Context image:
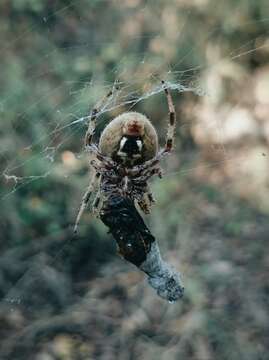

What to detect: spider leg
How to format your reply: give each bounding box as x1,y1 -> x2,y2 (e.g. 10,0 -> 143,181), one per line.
92,192 -> 101,215
85,86 -> 118,146
162,80 -> 176,153
74,171 -> 100,233
142,166 -> 163,181
92,176 -> 103,217
128,158 -> 163,180
138,185 -> 156,214
147,188 -> 156,204
138,198 -> 151,214
87,144 -> 116,168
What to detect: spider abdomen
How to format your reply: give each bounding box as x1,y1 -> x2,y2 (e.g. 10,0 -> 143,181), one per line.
99,112 -> 158,163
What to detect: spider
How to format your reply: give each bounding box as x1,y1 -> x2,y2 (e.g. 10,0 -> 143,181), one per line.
74,81 -> 176,233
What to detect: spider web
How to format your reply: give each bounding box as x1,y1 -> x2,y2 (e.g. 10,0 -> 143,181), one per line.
1,1 -> 268,315
1,77 -> 204,200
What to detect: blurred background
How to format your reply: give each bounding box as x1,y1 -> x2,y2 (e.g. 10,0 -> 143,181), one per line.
0,0 -> 269,359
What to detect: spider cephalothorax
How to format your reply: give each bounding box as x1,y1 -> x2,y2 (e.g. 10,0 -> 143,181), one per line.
74,81 -> 176,232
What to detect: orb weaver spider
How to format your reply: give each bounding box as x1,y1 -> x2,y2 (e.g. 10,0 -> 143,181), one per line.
74,81 -> 184,302
74,81 -> 176,233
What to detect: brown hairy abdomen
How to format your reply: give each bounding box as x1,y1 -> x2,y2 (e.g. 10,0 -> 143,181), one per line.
99,112 -> 158,161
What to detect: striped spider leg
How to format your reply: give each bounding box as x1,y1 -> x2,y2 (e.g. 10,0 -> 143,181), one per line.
126,80 -> 176,213
74,88 -> 116,233
161,80 -> 177,153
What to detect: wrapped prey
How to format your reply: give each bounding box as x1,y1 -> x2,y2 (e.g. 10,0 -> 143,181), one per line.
100,195 -> 184,302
